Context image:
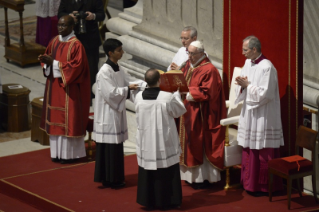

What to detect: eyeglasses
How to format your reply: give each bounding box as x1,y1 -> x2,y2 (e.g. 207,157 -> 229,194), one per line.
187,51 -> 201,56
179,37 -> 190,41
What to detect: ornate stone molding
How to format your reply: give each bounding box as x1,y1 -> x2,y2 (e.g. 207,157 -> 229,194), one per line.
105,0 -> 223,80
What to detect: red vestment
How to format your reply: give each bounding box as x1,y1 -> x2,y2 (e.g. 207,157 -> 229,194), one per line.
179,57 -> 227,170
40,36 -> 91,137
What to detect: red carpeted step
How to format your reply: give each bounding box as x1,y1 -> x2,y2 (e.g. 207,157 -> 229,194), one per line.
0,192 -> 42,212
1,149 -> 319,211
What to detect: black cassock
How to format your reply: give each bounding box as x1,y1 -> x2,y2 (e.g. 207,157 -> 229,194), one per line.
136,87 -> 182,209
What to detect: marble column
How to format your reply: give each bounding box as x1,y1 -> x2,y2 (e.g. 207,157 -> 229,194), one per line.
105,0 -> 223,79
303,0 -> 319,196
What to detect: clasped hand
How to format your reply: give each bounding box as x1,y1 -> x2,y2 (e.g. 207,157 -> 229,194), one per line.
38,54 -> 53,66
235,76 -> 249,88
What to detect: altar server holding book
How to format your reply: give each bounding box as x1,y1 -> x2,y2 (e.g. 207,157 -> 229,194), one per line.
134,68 -> 186,209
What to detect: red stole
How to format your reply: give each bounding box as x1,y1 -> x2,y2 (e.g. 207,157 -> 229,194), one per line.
40,36 -> 90,137
179,57 -> 227,170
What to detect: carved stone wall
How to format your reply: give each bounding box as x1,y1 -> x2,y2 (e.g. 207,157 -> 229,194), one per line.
105,0 -> 223,80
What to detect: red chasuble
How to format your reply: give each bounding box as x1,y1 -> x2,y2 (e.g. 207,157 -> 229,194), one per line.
179,57 -> 227,170
40,36 -> 91,137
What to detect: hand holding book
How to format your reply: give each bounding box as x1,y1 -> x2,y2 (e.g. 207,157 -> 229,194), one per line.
157,69 -> 189,93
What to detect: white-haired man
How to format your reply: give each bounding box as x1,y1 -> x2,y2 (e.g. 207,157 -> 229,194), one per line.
167,26 -> 197,71
178,41 -> 227,189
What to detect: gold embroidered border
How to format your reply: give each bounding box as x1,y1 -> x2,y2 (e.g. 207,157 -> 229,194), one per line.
48,106 -> 65,111
295,0 -> 299,144
185,68 -> 194,85
67,39 -> 77,62
288,0 -> 291,155
179,115 -> 186,166
204,152 -> 223,171
60,38 -> 77,86
45,120 -> 65,127
65,86 -> 69,136
45,80 -> 50,132
185,62 -> 210,86
63,39 -> 77,136
39,127 -> 86,138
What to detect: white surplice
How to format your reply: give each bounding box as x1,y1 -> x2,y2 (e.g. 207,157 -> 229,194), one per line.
134,91 -> 186,170
180,155 -> 221,183
93,63 -> 146,144
36,0 -> 60,18
235,59 -> 284,150
50,135 -> 86,159
167,47 -> 188,71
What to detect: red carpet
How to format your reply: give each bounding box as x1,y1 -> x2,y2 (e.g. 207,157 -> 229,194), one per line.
0,149 -> 319,212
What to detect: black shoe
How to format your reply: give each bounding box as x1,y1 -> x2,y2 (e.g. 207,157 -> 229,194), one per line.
191,181 -> 210,190
60,159 -> 77,164
51,158 -> 60,163
111,182 -> 126,189
102,180 -> 111,188
246,190 -> 268,197
169,204 -> 181,209
159,206 -> 169,211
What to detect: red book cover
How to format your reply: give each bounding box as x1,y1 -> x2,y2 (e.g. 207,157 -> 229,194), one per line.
281,155 -> 306,163
158,70 -> 189,93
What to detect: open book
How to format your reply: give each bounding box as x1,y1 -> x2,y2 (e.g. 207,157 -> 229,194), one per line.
157,70 -> 189,93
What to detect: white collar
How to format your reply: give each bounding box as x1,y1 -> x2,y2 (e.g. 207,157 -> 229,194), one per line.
59,31 -> 75,42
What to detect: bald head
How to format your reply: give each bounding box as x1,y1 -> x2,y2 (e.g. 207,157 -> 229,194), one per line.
145,68 -> 160,87
61,15 -> 75,27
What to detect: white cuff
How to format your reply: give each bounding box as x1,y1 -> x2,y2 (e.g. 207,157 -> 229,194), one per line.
52,60 -> 62,78
186,92 -> 195,101
44,64 -> 50,76
173,90 -> 180,96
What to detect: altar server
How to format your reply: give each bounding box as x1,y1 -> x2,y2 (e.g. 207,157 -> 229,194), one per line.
93,38 -> 146,188
235,35 -> 284,195
135,68 -> 186,209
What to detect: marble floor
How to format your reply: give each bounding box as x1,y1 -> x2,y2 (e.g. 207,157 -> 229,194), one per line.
0,2 -> 137,158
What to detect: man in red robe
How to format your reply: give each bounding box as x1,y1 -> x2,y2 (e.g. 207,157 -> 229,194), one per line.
179,41 -> 227,189
38,15 -> 90,164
